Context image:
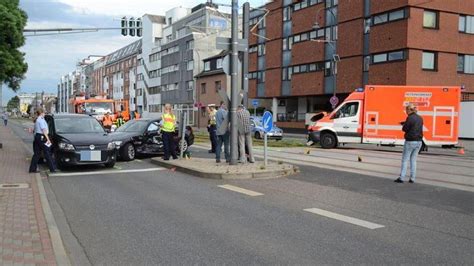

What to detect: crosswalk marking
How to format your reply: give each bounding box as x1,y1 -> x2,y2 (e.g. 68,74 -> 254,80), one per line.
218,185 -> 264,196
49,167 -> 166,177
304,208 -> 385,230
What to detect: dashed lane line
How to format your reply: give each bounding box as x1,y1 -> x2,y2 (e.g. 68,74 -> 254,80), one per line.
49,167 -> 166,177
304,208 -> 385,230
218,184 -> 264,196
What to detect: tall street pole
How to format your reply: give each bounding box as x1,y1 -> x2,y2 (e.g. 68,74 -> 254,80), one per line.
229,0 -> 239,165
242,2 -> 250,108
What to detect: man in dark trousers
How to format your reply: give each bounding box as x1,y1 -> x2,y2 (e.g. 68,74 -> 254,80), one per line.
395,103 -> 424,184
207,104 -> 218,153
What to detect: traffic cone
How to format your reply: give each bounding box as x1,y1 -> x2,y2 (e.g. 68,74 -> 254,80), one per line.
358,156 -> 362,162
458,147 -> 465,155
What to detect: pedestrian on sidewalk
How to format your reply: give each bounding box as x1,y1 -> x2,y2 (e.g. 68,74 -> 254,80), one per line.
237,105 -> 255,163
2,111 -> 8,126
395,103 -> 424,184
29,107 -> 56,173
207,104 -> 218,153
161,104 -> 178,160
215,101 -> 230,163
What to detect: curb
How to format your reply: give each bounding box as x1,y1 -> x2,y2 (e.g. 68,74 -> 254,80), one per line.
35,173 -> 71,266
150,158 -> 298,179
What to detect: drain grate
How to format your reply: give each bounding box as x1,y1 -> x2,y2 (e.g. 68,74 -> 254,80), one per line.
0,183 -> 29,189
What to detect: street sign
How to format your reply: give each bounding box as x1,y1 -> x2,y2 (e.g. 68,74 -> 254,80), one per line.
330,96 -> 339,109
252,99 -> 259,107
262,111 -> 273,133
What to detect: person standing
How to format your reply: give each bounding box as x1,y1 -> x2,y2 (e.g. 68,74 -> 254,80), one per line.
102,112 -> 113,131
116,111 -> 125,127
207,105 -> 218,153
2,111 -> 8,126
29,108 -> 56,173
161,104 -> 178,160
134,110 -> 141,119
215,101 -> 230,163
395,103 -> 424,184
237,105 -> 255,163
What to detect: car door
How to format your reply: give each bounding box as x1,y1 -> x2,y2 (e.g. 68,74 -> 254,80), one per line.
144,121 -> 162,152
331,101 -> 362,143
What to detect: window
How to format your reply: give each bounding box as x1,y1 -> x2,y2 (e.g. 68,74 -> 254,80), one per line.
258,44 -> 265,56
215,81 -> 221,92
373,53 -> 388,63
204,61 -> 210,71
187,81 -> 194,91
459,15 -> 474,34
372,8 -> 408,26
147,122 -> 159,132
422,51 -> 437,71
371,50 -> 406,64
249,46 -> 257,53
388,50 -> 404,61
389,9 -> 405,21
423,10 -> 438,29
216,58 -> 223,69
373,13 -> 388,25
283,7 -> 291,21
187,60 -> 194,71
458,54 -> 474,74
186,40 -> 194,50
333,102 -> 359,119
201,83 -> 206,94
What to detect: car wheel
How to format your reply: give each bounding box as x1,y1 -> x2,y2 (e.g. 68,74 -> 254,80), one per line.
320,132 -> 337,149
121,143 -> 135,161
104,161 -> 115,168
255,131 -> 261,139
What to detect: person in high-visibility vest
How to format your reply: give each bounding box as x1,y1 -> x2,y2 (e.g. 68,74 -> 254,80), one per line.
161,104 -> 178,160
102,112 -> 113,131
134,110 -> 140,119
116,111 -> 125,127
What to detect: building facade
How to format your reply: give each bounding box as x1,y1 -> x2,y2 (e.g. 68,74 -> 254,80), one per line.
248,0 -> 474,128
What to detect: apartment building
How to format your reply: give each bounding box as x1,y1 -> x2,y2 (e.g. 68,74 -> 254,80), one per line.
248,0 -> 474,128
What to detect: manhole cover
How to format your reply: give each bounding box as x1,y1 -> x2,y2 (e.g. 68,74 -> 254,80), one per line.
0,183 -> 29,189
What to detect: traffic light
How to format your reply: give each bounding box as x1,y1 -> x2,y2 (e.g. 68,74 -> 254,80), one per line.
136,18 -> 142,37
121,16 -> 128,36
129,17 -> 136,36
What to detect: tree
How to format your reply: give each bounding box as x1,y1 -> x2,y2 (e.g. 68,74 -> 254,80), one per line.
6,95 -> 20,111
0,0 -> 28,91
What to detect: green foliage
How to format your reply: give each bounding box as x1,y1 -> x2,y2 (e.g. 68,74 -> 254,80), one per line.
0,0 -> 28,91
6,95 -> 20,111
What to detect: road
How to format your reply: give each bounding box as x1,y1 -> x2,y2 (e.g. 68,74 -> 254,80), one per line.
9,120 -> 474,265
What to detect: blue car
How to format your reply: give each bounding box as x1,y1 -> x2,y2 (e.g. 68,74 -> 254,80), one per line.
250,116 -> 283,140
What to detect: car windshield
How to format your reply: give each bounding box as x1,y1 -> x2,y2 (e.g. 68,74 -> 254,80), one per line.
84,102 -> 113,115
55,118 -> 105,134
115,120 -> 149,132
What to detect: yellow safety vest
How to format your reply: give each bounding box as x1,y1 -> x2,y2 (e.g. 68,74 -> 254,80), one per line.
209,110 -> 217,125
162,113 -> 176,132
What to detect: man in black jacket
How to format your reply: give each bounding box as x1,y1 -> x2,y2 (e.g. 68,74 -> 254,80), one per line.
395,103 -> 424,183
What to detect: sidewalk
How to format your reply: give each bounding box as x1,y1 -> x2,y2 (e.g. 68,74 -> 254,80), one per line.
0,124 -> 57,265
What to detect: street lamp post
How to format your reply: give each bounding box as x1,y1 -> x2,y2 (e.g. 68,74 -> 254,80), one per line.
313,7 -> 339,108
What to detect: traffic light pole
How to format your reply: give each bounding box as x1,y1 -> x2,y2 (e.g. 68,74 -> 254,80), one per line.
229,0 -> 239,165
242,2 -> 250,108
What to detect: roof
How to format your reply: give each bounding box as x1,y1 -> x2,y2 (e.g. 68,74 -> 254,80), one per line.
105,39 -> 142,65
195,69 -> 225,78
144,14 -> 166,24
204,50 -> 229,61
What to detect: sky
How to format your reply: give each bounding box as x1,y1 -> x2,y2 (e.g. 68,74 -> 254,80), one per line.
2,0 -> 267,105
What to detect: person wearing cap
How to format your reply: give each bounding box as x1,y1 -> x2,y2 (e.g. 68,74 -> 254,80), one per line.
207,104 -> 218,153
395,103 -> 424,184
237,105 -> 255,163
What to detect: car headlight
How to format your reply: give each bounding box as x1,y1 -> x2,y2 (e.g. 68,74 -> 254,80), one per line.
113,141 -> 122,146
107,142 -> 116,150
59,142 -> 75,151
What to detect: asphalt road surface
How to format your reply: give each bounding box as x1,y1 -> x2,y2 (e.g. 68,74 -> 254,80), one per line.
8,120 -> 474,265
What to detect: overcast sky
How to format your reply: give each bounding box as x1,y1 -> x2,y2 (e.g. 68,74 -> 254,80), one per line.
2,0 -> 266,105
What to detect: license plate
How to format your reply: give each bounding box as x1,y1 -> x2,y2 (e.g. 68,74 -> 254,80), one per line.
80,151 -> 101,161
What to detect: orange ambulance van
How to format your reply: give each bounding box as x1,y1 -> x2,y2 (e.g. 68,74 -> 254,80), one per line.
307,85 -> 461,149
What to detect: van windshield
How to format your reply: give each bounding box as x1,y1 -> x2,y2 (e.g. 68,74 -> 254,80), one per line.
333,102 -> 359,119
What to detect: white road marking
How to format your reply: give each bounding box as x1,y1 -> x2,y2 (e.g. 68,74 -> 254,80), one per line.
50,167 -> 166,177
304,208 -> 385,230
218,184 -> 264,196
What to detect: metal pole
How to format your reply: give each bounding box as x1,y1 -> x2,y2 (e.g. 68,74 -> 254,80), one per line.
264,133 -> 268,167
180,112 -> 187,158
242,2 -> 250,108
229,0 -> 239,165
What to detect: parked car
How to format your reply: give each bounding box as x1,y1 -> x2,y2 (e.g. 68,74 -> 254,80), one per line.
250,116 -> 284,140
110,118 -> 193,161
44,114 -> 117,169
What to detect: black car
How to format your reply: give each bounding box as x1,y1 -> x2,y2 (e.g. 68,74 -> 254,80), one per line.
110,119 -> 164,161
110,118 -> 191,161
44,114 -> 117,169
